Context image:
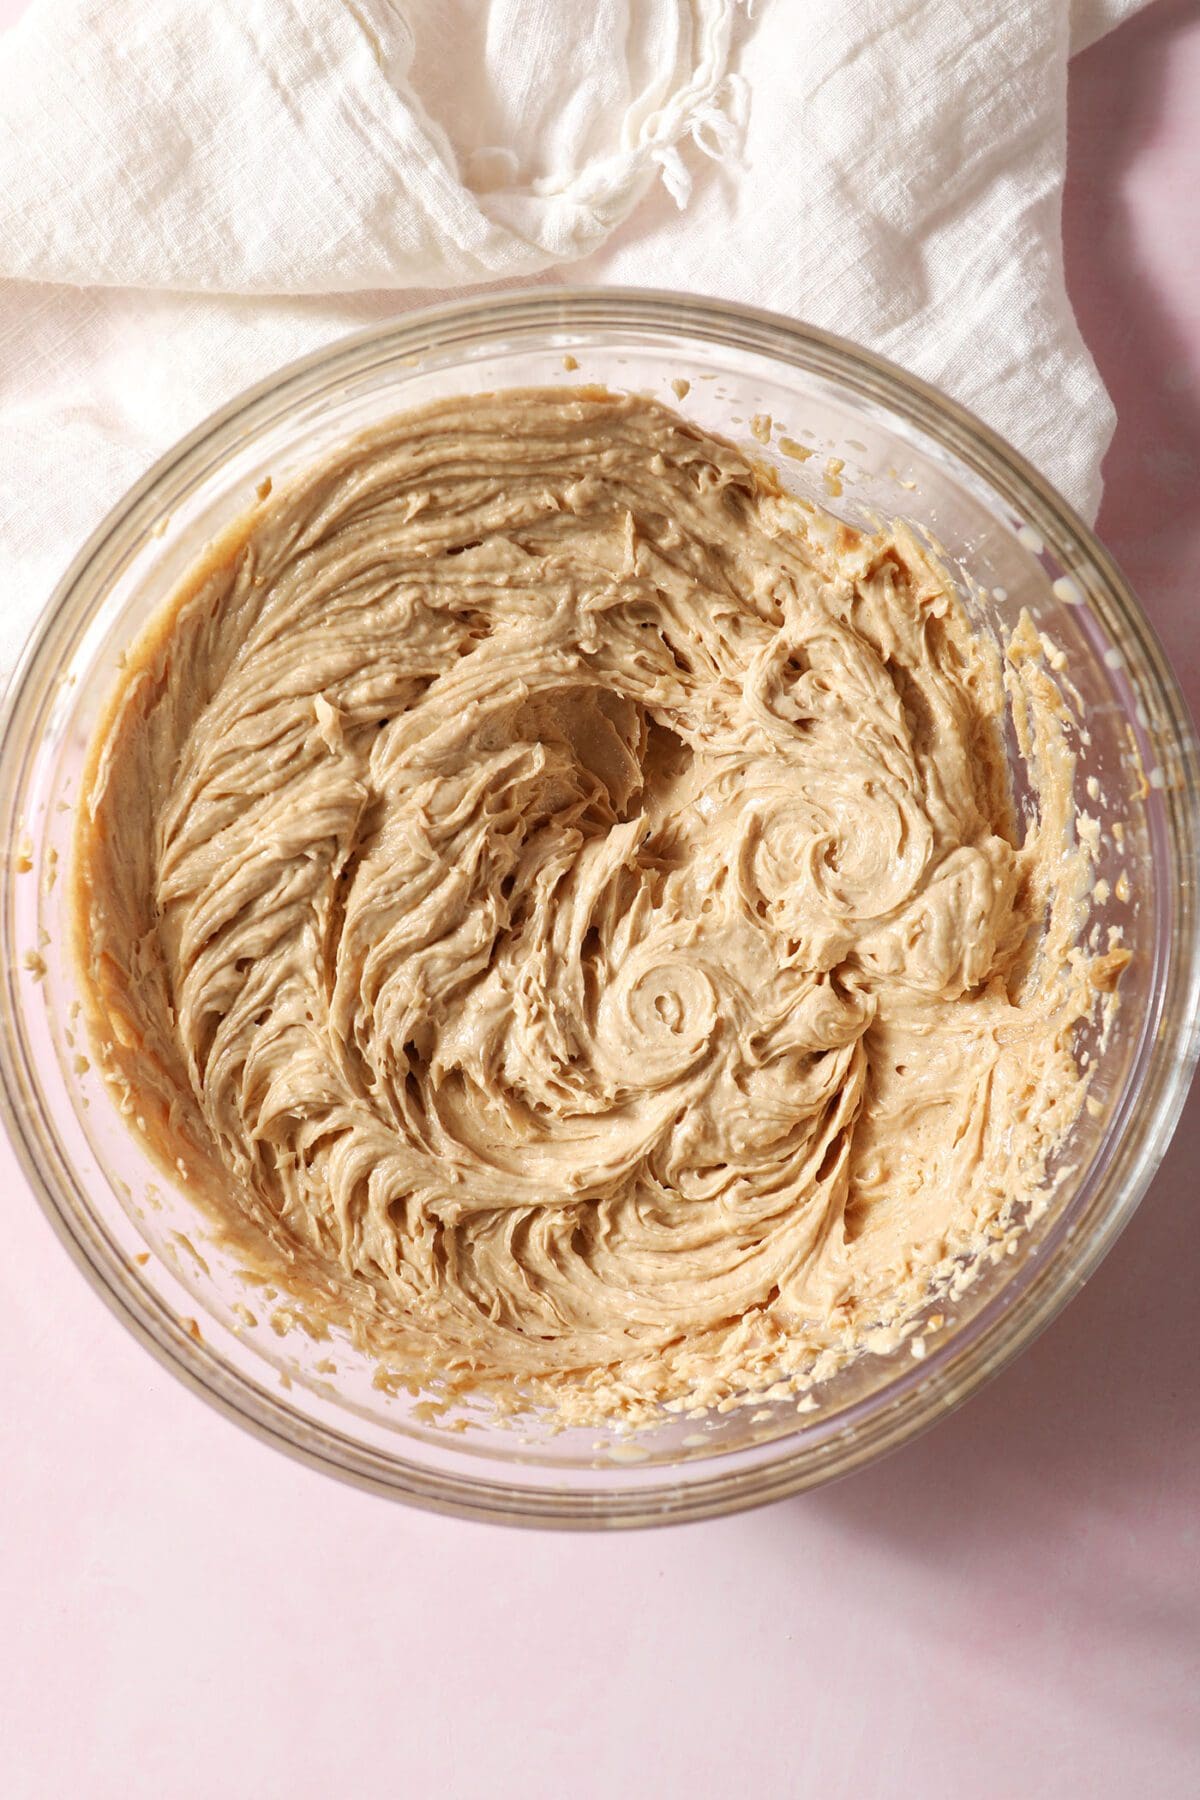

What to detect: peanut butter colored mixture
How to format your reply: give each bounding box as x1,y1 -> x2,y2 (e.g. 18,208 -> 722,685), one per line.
76,389 -> 1118,1426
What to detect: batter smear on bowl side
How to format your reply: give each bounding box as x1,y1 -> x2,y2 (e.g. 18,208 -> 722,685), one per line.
75,389 -> 1124,1425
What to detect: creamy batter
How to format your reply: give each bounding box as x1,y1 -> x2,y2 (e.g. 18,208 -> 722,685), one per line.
76,389 -> 1115,1424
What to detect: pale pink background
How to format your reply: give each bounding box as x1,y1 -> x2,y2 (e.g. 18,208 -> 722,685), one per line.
2,4 -> 1198,1796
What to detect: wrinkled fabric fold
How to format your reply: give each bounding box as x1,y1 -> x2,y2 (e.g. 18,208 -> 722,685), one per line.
0,0 -> 1151,677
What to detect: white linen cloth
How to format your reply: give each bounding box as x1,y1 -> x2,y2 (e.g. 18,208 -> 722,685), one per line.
0,0 -> 1147,676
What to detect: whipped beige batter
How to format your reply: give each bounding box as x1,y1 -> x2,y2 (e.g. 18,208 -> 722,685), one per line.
76,388 -> 1118,1424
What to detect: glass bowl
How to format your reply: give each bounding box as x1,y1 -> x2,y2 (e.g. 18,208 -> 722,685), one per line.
2,289 -> 1197,1528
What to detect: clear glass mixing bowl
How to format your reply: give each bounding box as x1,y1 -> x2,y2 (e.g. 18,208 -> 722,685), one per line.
2,290 -> 1197,1527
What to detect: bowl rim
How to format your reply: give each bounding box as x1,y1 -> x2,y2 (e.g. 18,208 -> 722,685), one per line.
2,284 -> 1198,1528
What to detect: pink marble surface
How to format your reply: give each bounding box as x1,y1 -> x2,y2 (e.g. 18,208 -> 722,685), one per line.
1,3 -> 1197,1796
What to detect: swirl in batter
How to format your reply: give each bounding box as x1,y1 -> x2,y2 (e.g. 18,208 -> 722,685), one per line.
77,389 -> 1107,1422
